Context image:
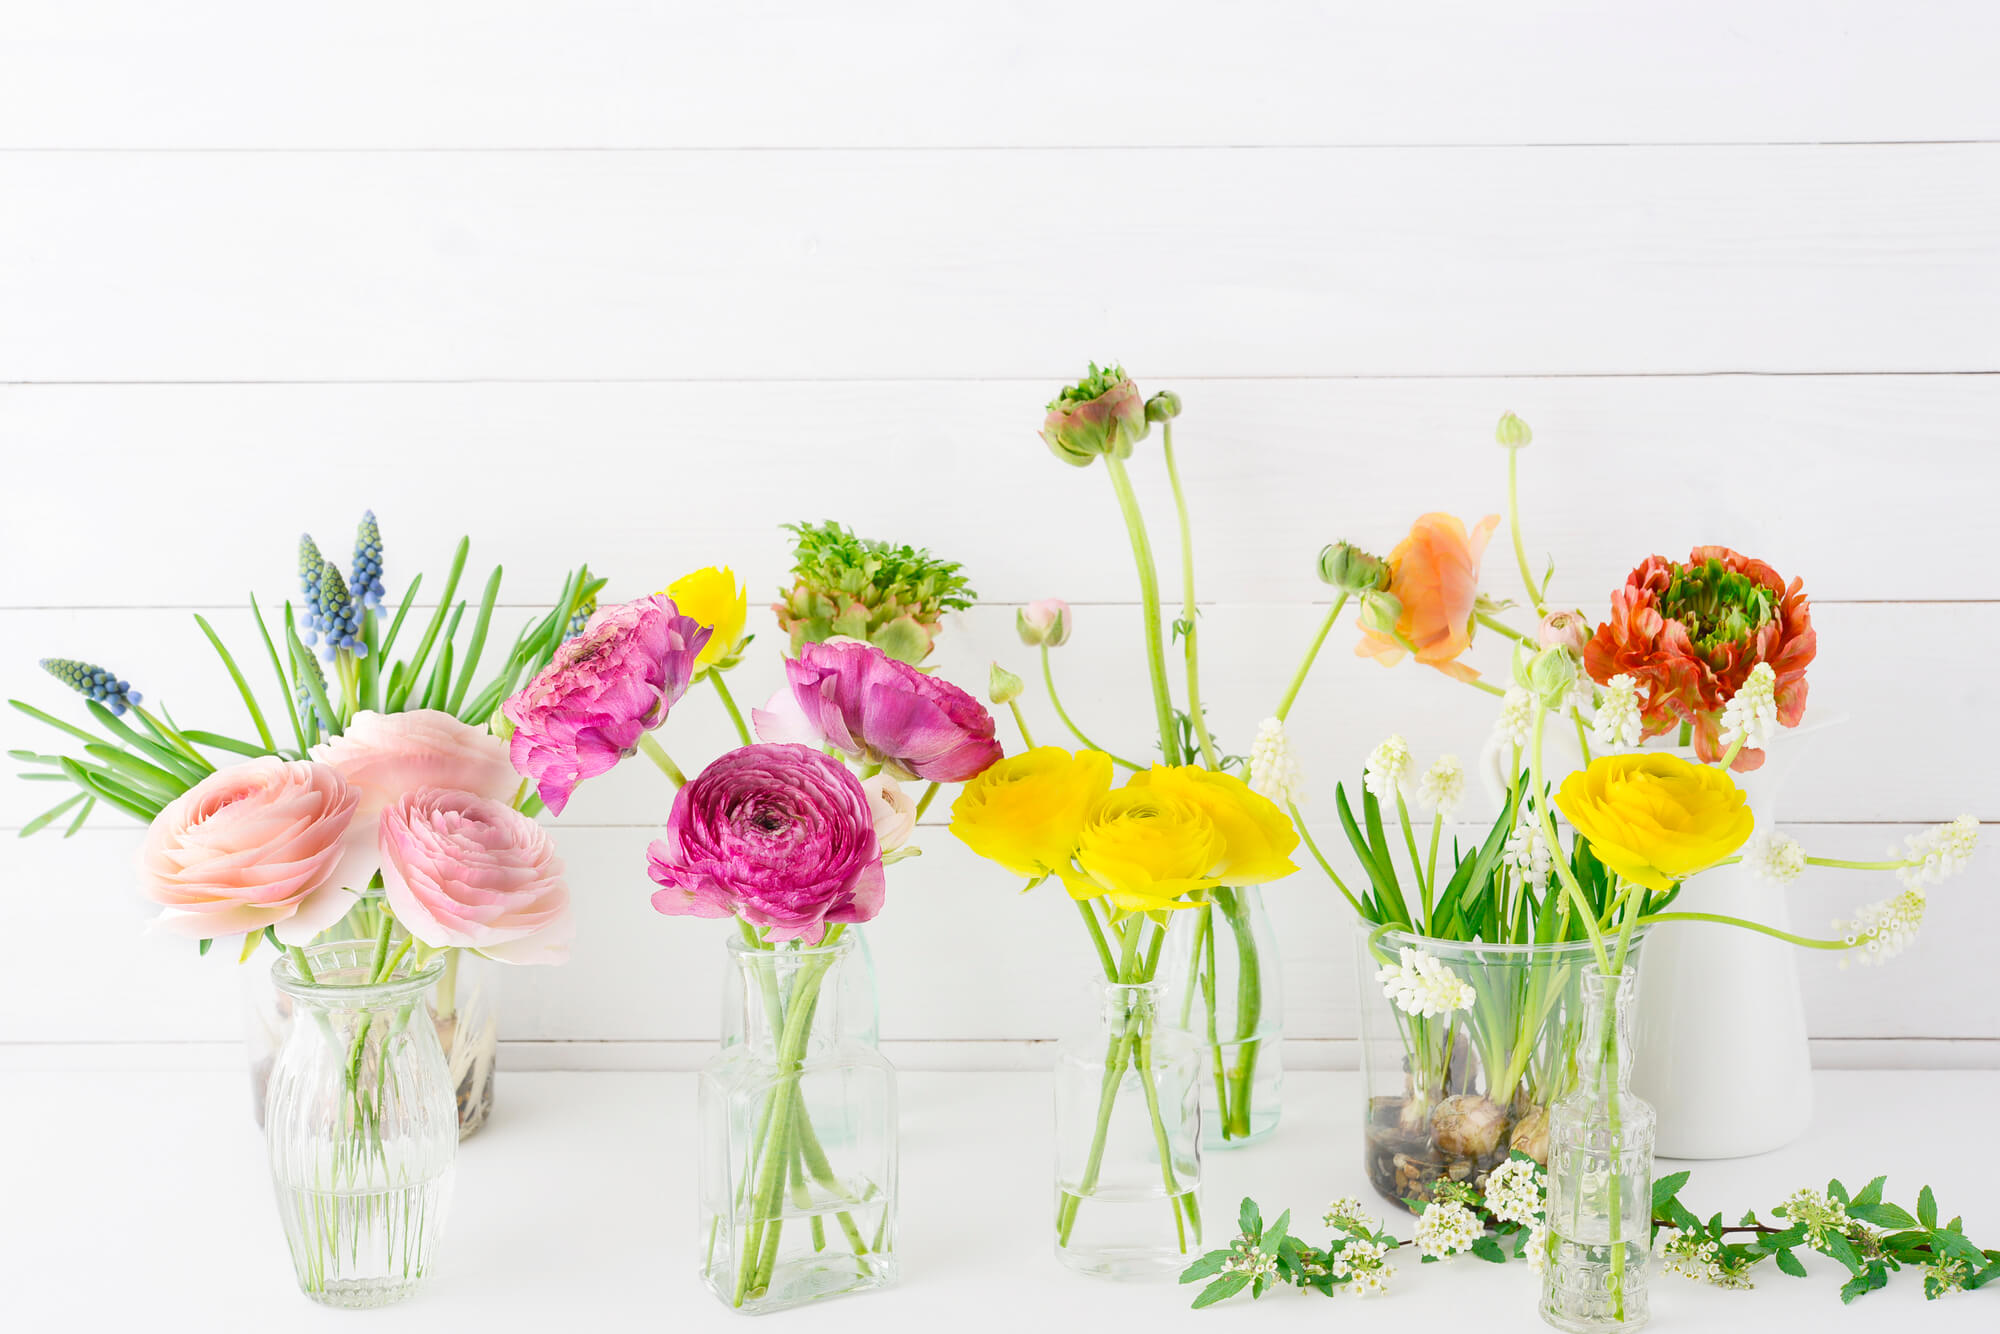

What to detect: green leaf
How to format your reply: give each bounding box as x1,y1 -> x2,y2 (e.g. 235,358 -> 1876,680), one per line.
1839,1261 -> 1889,1304
8,698 -> 103,747
81,743 -> 186,797
1851,1202 -> 1916,1230
192,613 -> 276,751
1928,1225 -> 1987,1267
1190,1273 -> 1251,1309
131,705 -> 216,775
179,729 -> 275,759
1827,1178 -> 1849,1204
18,790 -> 86,838
1238,1197 -> 1262,1239
1774,1248 -> 1807,1278
1821,1229 -> 1863,1275
83,702 -> 206,783
63,795 -> 95,837
249,594 -> 308,755
1651,1171 -> 1691,1212
390,536 -> 469,711
1469,1235 -> 1508,1264
1918,1185 -> 1938,1229
198,938 -> 213,956
1178,1251 -> 1228,1283
448,565 -> 504,714
285,618 -> 340,741
1268,1209 -> 1292,1247
377,572 -> 424,664
1852,1175 -> 1887,1209
57,757 -> 159,822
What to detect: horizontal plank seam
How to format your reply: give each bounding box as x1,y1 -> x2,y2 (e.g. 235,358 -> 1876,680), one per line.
8,370 -> 2000,388
2,140 -> 1997,155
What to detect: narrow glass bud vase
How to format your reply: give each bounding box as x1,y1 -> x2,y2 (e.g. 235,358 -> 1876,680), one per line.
1054,980 -> 1204,1277
265,941 -> 457,1308
1167,887 -> 1283,1148
699,932 -> 898,1314
1541,965 -> 1655,1332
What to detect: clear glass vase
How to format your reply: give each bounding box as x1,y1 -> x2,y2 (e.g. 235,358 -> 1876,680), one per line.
1054,980 -> 1203,1278
265,940 -> 458,1308
1165,886 -> 1283,1148
1541,964 -> 1655,1332
244,891 -> 499,1139
1356,928 -> 1643,1209
699,932 -> 898,1314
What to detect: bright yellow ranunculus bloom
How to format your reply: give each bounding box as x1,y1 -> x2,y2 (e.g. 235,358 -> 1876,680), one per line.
664,566 -> 748,672
949,747 -> 1114,879
1063,787 -> 1227,915
1126,765 -> 1300,886
1555,752 -> 1754,893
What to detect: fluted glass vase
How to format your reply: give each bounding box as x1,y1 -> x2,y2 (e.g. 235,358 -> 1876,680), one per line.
1541,965 -> 1655,1332
699,932 -> 898,1314
1054,980 -> 1203,1277
1166,886 -> 1282,1148
265,940 -> 457,1307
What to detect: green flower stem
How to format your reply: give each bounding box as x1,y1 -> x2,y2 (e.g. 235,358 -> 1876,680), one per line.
1103,453 -> 1181,766
1159,423 -> 1218,771
1274,594 -> 1349,722
1007,700 -> 1036,751
1076,897 -> 1118,980
1476,611 -> 1531,644
1570,705 -> 1594,765
1395,793 -> 1431,926
1465,676 -> 1506,698
709,671 -> 753,747
1530,704 -> 1612,975
913,780 -> 941,821
638,733 -> 686,787
1291,803 -> 1366,917
1215,887 -> 1262,1141
1632,911 -> 1853,950
287,945 -> 317,985
1805,855 -> 1912,872
1507,445 -> 1547,617
1040,645 -> 1143,769
509,777 -> 532,811
1425,812 -> 1443,910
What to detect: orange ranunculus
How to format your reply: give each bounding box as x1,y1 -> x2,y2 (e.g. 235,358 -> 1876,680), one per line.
1354,512 -> 1501,683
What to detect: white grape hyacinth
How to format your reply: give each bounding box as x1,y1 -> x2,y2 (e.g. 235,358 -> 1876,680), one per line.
1416,754 -> 1466,819
1248,715 -> 1305,808
1503,801 -> 1553,885
1592,673 -> 1644,750
1744,829 -> 1807,886
1897,815 -> 1980,890
1835,889 -> 1927,966
1493,685 -> 1535,749
1377,947 -> 1476,1017
1718,661 -> 1779,753
1363,734 -> 1412,801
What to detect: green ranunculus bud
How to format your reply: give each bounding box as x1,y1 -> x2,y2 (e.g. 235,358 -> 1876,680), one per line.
489,708 -> 516,743
1495,411 -> 1533,449
988,661 -> 1025,705
1356,589 -> 1404,638
1016,598 -> 1071,648
1317,541 -> 1390,594
1143,390 -> 1182,423
1522,645 -> 1577,708
1040,361 -> 1150,467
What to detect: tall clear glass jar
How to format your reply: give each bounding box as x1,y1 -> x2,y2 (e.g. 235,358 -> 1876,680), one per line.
1054,980 -> 1203,1277
265,940 -> 457,1308
1541,964 -> 1655,1332
1356,928 -> 1643,1208
244,889 -> 499,1138
699,932 -> 897,1314
1164,886 -> 1283,1148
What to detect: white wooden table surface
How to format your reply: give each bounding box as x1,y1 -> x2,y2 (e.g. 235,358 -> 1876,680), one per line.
5,1069 -> 1992,1330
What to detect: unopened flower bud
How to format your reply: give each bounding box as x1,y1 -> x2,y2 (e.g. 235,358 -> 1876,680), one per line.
1356,590 -> 1404,638
1016,598 -> 1072,647
1495,411 -> 1533,449
1041,362 -> 1150,467
1521,646 -> 1578,708
988,662 -> 1025,705
1143,390 -> 1182,423
1536,609 -> 1591,655
1318,541 -> 1389,594
489,709 -> 516,743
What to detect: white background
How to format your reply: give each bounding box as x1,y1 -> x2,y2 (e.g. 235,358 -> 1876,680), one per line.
3,2 -> 1997,1074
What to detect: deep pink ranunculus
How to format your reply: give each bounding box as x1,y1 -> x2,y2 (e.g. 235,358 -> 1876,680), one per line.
502,595 -> 710,815
378,787 -> 572,965
751,640 -> 1002,782
646,743 -> 885,944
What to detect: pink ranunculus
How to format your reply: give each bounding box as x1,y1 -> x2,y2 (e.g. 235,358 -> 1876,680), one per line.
502,595 -> 711,815
378,788 -> 573,964
312,708 -> 518,871
1016,598 -> 1072,647
139,757 -> 366,944
647,744 -> 885,944
751,640 -> 1003,783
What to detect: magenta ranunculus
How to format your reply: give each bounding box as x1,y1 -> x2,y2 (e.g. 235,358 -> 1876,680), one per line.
647,743 -> 886,944
502,595 -> 711,815
751,640 -> 1002,782
379,788 -> 573,964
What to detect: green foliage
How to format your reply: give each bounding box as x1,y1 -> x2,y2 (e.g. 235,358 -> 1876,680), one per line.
1181,1196 -> 1402,1307
775,520 -> 976,664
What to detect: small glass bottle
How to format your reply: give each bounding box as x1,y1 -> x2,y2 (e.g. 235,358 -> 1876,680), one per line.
1054,980 -> 1203,1277
1541,965 -> 1655,1332
265,940 -> 457,1308
699,933 -> 897,1314
1166,886 -> 1283,1148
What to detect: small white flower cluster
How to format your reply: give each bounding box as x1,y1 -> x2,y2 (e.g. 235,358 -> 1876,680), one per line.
1219,1246 -> 1279,1281
1416,754 -> 1466,819
1503,801 -> 1554,885
1412,1198 -> 1482,1258
1897,815 -> 1980,890
1778,1187 -> 1853,1249
1592,673 -> 1644,750
1493,685 -> 1536,749
1329,1236 -> 1393,1296
1657,1230 -> 1754,1289
1322,1196 -> 1373,1231
1364,734 -> 1412,800
1834,889 -> 1927,966
1481,1157 -> 1545,1227
1248,716 -> 1305,809
1377,947 -> 1476,1018
1745,829 -> 1807,886
1717,661 -> 1779,753
1924,1254 -> 1973,1296
1523,1222 -> 1550,1274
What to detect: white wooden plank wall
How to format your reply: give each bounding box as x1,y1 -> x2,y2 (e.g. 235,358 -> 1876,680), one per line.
2,2 -> 1995,1069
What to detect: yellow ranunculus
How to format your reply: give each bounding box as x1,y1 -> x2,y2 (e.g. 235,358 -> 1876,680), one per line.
949,747 -> 1113,879
664,566 -> 748,672
1127,765 -> 1300,886
1064,787 -> 1227,915
1555,752 -> 1755,893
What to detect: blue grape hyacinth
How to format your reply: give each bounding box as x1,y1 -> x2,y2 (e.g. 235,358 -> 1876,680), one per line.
309,554 -> 367,660
294,646 -> 336,731
564,587 -> 598,641
350,509 -> 386,611
298,533 -> 329,646
41,659 -> 143,716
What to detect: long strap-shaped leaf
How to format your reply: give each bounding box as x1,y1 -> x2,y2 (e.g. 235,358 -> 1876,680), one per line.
192,613 -> 276,752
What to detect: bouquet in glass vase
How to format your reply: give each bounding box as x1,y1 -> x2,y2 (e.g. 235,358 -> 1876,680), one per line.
11,511 -> 597,1136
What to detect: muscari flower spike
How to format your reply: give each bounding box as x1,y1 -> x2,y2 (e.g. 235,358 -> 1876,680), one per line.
294,647 -> 336,731
307,551 -> 367,661
40,658 -> 143,716
349,509 -> 386,611
565,586 -> 599,641
298,534 -> 328,646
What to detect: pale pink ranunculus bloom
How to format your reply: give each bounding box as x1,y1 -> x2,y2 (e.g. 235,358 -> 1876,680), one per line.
862,773 -> 917,853
312,708 -> 518,876
139,757 -> 367,944
378,788 -> 573,964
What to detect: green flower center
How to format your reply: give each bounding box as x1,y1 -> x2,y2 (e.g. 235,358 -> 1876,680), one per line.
1660,558 -> 1775,653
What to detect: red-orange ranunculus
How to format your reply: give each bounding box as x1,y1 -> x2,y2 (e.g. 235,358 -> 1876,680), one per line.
1583,546 -> 1815,772
1354,512 -> 1501,683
